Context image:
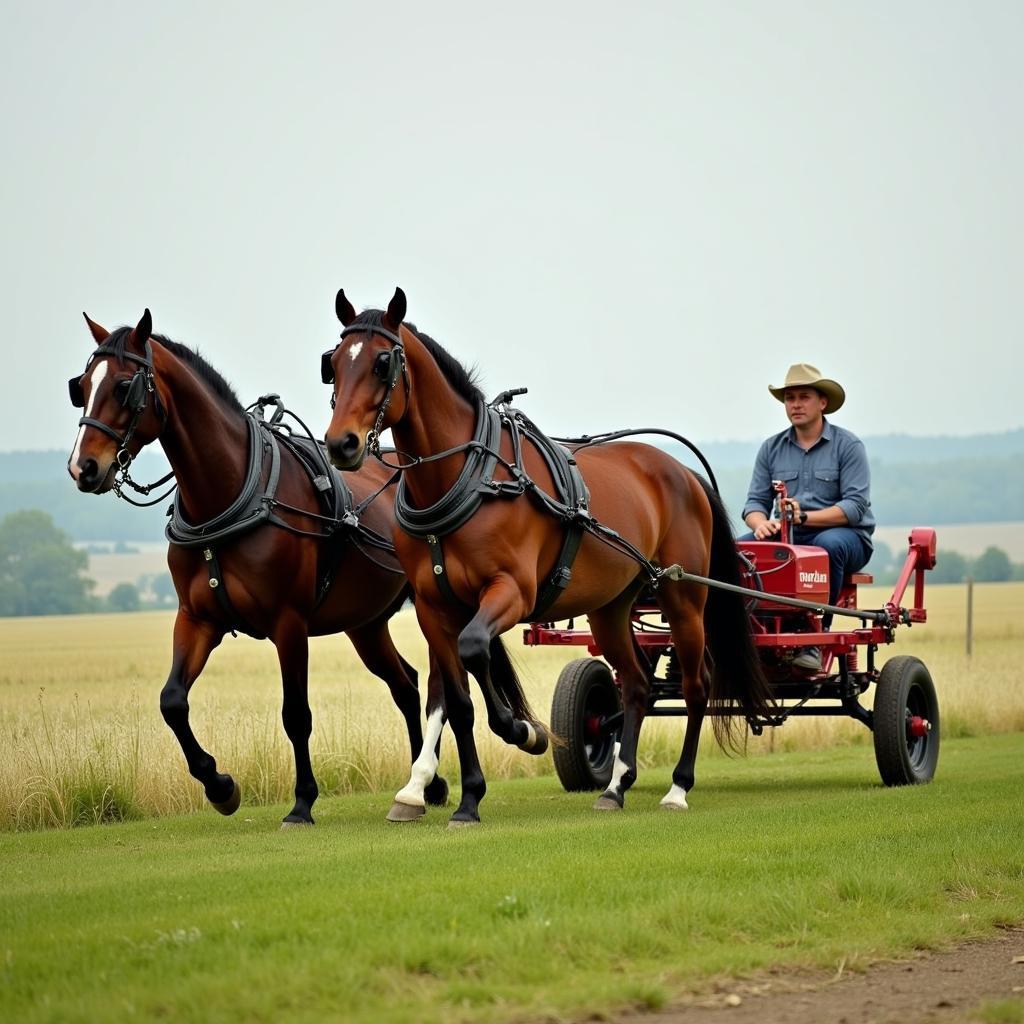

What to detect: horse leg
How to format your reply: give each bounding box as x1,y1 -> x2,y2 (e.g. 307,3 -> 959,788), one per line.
457,574 -> 546,753
273,614 -> 319,826
657,581 -> 710,812
389,648 -> 449,822
408,608 -> 488,826
347,619 -> 449,810
443,665 -> 488,827
587,591 -> 651,811
159,611 -> 237,813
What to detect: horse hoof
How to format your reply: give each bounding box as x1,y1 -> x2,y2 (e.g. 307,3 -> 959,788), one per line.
210,780 -> 241,816
387,801 -> 426,823
518,720 -> 549,756
447,817 -> 480,830
424,776 -> 449,807
281,817 -> 314,829
593,795 -> 623,812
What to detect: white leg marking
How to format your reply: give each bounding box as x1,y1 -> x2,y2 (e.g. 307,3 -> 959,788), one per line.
70,361 -> 108,466
522,720 -> 537,749
659,783 -> 689,810
394,707 -> 443,807
608,741 -> 629,795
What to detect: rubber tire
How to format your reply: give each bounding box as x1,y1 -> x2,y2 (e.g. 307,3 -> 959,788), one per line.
873,655 -> 940,786
550,658 -> 622,792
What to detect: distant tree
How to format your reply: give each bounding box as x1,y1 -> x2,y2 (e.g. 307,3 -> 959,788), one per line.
931,549 -> 969,585
972,546 -> 1012,583
151,572 -> 177,606
0,510 -> 94,616
865,540 -> 897,584
1012,563 -> 1024,582
107,582 -> 141,613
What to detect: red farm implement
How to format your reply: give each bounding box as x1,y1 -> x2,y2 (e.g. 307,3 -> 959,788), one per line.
526,489 -> 939,792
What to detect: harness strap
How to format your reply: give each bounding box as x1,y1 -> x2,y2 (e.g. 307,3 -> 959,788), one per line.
395,397 -> 591,618
202,546 -> 251,639
425,533 -> 472,612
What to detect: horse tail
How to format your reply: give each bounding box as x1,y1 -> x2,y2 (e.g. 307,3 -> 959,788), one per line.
696,476 -> 774,750
489,635 -> 538,725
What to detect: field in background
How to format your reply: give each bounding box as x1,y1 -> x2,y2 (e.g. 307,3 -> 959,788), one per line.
76,541 -> 167,597
1,582 -> 1022,831
874,521 -> 1024,560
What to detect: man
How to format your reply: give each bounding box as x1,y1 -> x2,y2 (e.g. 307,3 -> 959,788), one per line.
740,363 -> 875,671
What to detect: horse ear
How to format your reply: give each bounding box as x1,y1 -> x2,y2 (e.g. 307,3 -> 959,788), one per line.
128,308 -> 153,350
383,287 -> 406,331
82,312 -> 110,344
336,289 -> 356,326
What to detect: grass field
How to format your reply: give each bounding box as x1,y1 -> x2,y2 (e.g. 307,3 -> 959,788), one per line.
1,735 -> 1022,1024
1,582 -> 1023,832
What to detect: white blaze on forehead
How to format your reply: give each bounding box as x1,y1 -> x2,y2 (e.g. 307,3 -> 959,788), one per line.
347,340 -> 363,362
70,360 -> 109,466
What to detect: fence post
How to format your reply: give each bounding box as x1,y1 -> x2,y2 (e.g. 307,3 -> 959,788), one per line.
966,576 -> 974,658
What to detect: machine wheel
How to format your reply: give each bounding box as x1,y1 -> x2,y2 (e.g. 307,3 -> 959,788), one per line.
550,658 -> 622,792
873,655 -> 940,786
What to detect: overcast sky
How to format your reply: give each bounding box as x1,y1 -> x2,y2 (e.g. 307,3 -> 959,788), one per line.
3,1 -> 1022,454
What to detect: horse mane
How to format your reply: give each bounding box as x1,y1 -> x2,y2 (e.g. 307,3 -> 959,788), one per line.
350,309 -> 483,406
97,326 -> 245,415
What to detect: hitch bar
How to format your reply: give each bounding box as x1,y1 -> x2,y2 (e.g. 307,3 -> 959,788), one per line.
659,564 -> 893,625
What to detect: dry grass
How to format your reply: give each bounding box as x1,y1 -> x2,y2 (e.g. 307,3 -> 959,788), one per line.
1,581 -> 1022,831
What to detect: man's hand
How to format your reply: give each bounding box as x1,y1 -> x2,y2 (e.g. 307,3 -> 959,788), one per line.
753,518 -> 782,540
780,497 -> 802,522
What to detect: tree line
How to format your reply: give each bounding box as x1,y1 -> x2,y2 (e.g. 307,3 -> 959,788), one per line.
0,511 -> 175,617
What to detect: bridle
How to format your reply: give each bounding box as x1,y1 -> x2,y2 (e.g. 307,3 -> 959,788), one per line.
69,339 -> 174,504
321,323 -> 409,457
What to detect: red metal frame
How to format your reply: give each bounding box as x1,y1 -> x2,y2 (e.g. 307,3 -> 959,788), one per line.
523,528 -> 937,659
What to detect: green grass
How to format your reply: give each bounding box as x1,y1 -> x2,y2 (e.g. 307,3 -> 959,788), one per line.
976,1001 -> 1024,1024
2,735 -> 1023,1024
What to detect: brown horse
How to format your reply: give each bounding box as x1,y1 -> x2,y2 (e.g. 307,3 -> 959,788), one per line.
321,288 -> 772,826
67,309 -> 447,826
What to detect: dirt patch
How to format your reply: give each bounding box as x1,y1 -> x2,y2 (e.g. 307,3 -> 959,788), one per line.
615,927 -> 1024,1024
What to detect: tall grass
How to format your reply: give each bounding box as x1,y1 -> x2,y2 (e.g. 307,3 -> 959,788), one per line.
1,582 -> 1022,831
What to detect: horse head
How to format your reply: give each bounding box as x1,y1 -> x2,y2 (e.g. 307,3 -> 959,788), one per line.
67,308 -> 163,492
322,287 -> 408,471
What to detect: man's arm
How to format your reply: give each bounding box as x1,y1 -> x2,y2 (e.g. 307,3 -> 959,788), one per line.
741,441 -> 779,538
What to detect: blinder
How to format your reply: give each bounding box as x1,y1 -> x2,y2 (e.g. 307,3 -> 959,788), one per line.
67,367 -> 148,412
373,350 -> 393,382
319,343 -> 398,387
320,349 -> 336,385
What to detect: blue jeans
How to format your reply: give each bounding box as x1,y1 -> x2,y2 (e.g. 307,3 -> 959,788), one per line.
737,526 -> 871,624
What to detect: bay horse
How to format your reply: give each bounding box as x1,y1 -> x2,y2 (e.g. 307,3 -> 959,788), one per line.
321,287 -> 772,826
67,309 -> 448,826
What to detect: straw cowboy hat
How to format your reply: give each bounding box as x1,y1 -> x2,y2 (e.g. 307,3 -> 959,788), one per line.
768,363 -> 845,414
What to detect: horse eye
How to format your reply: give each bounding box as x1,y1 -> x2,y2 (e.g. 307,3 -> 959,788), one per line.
373,351 -> 392,380
114,380 -> 131,404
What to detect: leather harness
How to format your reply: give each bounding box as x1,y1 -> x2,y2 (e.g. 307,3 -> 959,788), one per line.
394,397 -> 591,621
165,398 -> 396,638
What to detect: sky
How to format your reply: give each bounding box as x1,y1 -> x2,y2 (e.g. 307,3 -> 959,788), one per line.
2,1 -> 1022,454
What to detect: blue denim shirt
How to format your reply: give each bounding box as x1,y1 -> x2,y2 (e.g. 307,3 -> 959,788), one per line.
741,419 -> 875,549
